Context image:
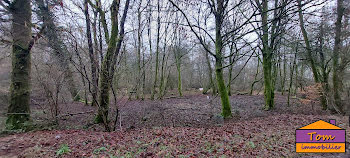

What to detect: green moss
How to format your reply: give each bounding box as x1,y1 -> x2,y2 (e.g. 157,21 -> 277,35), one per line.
94,114 -> 104,124
215,63 -> 232,118
7,0 -> 33,130
73,94 -> 81,101
177,62 -> 183,97
95,9 -> 119,123
6,114 -> 31,130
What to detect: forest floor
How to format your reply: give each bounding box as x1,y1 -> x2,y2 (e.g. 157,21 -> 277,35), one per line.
0,90 -> 349,157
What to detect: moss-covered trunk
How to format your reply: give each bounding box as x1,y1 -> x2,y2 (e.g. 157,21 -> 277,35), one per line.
215,62 -> 232,118
7,0 -> 32,130
297,0 -> 319,83
262,52 -> 274,110
298,0 -> 334,111
96,0 -> 130,129
320,73 -> 330,110
261,0 -> 274,110
95,0 -> 120,124
96,62 -> 111,124
318,16 -> 330,110
175,56 -> 182,97
215,0 -> 232,118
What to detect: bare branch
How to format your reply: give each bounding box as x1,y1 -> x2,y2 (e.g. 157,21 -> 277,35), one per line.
168,0 -> 215,57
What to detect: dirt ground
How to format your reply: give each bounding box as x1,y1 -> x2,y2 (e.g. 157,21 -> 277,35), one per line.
0,92 -> 349,157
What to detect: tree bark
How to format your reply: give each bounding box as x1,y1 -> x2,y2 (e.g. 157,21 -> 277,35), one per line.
261,0 -> 274,110
95,0 -> 130,130
174,48 -> 183,97
136,0 -> 142,99
6,0 -> 32,130
288,51 -> 297,106
151,0 -> 161,100
203,51 -> 216,94
332,0 -> 344,113
250,58 -> 260,95
280,51 -> 286,95
146,0 -> 152,99
318,15 -> 330,110
94,0 -> 110,44
297,0 -> 319,83
227,43 -> 236,96
84,0 -> 98,106
215,0 -> 232,118
95,0 -> 120,125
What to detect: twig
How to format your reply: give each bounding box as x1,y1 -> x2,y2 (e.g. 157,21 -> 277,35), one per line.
56,110 -> 94,118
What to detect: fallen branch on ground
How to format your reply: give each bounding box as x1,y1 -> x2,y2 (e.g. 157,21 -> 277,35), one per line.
56,110 -> 95,118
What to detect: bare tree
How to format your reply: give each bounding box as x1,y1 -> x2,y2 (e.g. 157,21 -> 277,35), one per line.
83,0 -> 98,106
91,0 -> 131,131
35,0 -> 81,101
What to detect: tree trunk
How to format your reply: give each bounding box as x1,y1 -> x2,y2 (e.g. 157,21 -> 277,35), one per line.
98,14 -> 104,65
136,1 -> 142,99
96,25 -> 118,126
175,51 -> 183,97
281,52 -> 286,95
288,52 -> 297,106
159,16 -> 170,99
227,43 -> 235,96
261,0 -> 274,110
318,15 -> 329,110
84,0 -> 98,106
95,0 -> 109,44
146,0 -> 152,99
92,6 -> 100,104
159,52 -> 167,99
75,44 -> 88,105
332,0 -> 345,113
203,51 -> 216,94
96,0 -> 130,130
250,59 -> 260,95
142,42 -> 146,100
297,0 -> 319,83
215,60 -> 231,118
7,0 -> 32,130
215,0 -> 232,118
272,56 -> 278,96
92,9 -> 100,71
300,63 -> 304,91
294,62 -> 298,95
151,0 -> 161,100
